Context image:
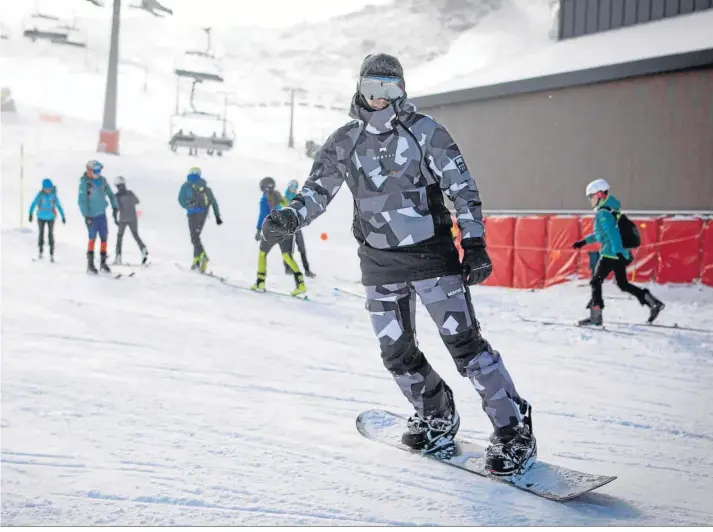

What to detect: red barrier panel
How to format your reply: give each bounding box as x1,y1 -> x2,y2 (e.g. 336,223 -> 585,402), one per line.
450,215 -> 463,261
657,217 -> 704,284
513,216 -> 547,289
701,219 -> 713,287
627,218 -> 660,283
482,216 -> 515,287
545,216 -> 580,287
577,216 -> 598,279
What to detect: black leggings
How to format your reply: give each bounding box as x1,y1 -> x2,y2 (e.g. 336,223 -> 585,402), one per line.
590,257 -> 646,309
38,219 -> 55,254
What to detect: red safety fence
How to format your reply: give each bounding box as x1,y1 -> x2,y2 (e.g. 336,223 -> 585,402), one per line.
454,214 -> 712,289
482,217 -> 515,287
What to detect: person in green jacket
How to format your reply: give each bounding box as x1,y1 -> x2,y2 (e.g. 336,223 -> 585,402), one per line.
572,179 -> 664,326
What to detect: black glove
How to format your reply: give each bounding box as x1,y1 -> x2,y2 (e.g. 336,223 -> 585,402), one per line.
617,252 -> 632,265
85,217 -> 92,226
572,240 -> 586,249
254,229 -> 261,241
112,208 -> 119,225
461,237 -> 493,285
261,208 -> 299,245
216,215 -> 223,226
29,214 -> 33,223
62,217 -> 66,225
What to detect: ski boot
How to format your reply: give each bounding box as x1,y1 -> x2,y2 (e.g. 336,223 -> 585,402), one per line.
485,400 -> 537,476
50,253 -> 55,263
304,270 -> 316,278
291,271 -> 306,297
113,253 -> 123,265
250,272 -> 266,292
87,251 -> 98,274
402,386 -> 460,459
100,252 -> 112,273
141,248 -> 150,265
199,254 -> 209,274
578,306 -> 602,326
643,290 -> 665,324
191,255 -> 200,271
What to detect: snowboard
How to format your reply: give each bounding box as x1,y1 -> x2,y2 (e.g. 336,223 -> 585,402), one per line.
356,410 -> 616,501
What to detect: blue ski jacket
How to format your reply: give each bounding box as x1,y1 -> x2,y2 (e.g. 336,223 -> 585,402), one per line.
584,194 -> 630,260
178,174 -> 221,217
30,183 -> 65,221
78,173 -> 118,218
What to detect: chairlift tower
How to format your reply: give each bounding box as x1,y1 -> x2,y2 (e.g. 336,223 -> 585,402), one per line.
98,0 -> 121,154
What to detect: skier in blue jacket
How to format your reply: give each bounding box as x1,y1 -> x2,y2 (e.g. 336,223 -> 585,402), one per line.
29,178 -> 66,261
78,160 -> 118,274
572,179 -> 664,325
178,166 -> 222,272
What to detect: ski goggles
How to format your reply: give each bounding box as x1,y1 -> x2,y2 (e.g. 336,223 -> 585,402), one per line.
358,76 -> 405,102
87,160 -> 103,174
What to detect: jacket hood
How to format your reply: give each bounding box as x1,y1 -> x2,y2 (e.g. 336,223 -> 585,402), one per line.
42,178 -> 53,189
348,93 -> 417,134
598,194 -> 621,211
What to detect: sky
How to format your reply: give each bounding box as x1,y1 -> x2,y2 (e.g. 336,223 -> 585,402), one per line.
0,0 -> 393,28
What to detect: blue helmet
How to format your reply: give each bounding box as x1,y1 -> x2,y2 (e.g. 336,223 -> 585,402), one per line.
187,166 -> 201,182
42,178 -> 53,189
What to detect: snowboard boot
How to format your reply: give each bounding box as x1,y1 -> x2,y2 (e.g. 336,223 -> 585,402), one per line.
485,400 -> 536,476
643,290 -> 665,324
251,272 -> 266,292
100,251 -> 111,273
401,385 -> 460,458
291,271 -> 306,297
87,251 -> 98,274
113,253 -> 123,265
578,306 -> 603,326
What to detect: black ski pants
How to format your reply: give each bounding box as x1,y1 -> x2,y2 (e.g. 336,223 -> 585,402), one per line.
590,257 -> 646,309
38,219 -> 55,255
116,220 -> 146,255
188,211 -> 208,258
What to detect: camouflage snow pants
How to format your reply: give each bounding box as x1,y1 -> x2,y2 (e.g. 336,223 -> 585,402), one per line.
365,274 -> 526,431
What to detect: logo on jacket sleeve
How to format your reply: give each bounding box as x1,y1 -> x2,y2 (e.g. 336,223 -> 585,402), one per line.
454,155 -> 467,174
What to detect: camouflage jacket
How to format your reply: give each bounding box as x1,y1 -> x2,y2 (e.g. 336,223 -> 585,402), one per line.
288,94 -> 485,285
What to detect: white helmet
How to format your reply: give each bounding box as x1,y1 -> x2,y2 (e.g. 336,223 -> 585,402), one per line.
585,179 -> 609,197
115,176 -> 126,186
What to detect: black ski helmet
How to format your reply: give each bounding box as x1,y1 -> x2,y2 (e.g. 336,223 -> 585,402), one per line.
259,176 -> 276,191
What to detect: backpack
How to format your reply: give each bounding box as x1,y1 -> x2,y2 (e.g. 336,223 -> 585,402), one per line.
600,206 -> 640,249
191,183 -> 209,209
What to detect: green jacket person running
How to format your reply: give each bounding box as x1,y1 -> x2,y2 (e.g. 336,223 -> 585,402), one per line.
572,179 -> 664,326
178,166 -> 222,272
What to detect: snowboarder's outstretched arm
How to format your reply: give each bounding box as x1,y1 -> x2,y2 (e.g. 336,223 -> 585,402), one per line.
288,132 -> 347,228
424,122 -> 484,241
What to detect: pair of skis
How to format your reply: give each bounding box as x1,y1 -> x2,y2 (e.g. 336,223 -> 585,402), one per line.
517,315 -> 712,335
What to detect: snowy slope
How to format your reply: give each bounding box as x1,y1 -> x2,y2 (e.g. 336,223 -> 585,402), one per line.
3,4 -> 713,526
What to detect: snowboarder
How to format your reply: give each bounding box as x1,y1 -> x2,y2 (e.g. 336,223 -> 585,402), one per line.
572,179 -> 664,325
113,176 -> 149,265
177,166 -> 222,272
29,178 -> 66,261
253,177 -> 306,296
283,179 -> 315,278
260,53 -> 535,475
78,160 -> 118,274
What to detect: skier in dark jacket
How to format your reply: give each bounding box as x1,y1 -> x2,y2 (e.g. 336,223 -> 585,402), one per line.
282,179 -> 315,278
260,53 -> 535,476
573,179 -> 664,325
113,176 -> 149,265
253,177 -> 306,296
29,178 -> 66,261
178,166 -> 222,272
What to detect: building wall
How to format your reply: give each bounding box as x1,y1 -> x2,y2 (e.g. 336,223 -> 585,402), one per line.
417,68 -> 713,211
559,0 -> 713,40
